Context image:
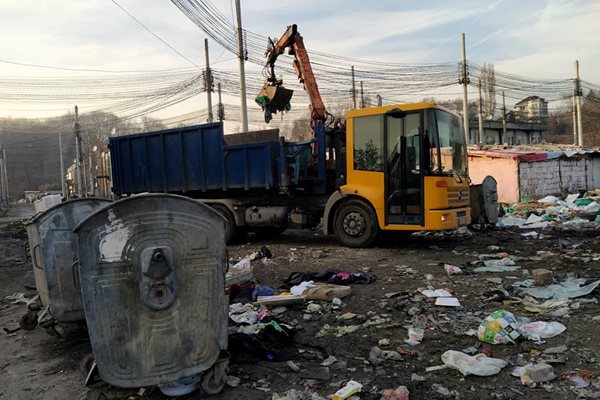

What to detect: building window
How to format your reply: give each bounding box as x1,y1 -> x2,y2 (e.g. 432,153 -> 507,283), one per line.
354,115 -> 383,171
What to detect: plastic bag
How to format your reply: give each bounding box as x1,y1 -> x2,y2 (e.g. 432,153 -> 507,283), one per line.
478,310 -> 520,344
441,350 -> 508,376
518,321 -> 566,340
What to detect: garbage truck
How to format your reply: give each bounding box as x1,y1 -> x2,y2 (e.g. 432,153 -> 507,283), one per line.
109,25 -> 475,247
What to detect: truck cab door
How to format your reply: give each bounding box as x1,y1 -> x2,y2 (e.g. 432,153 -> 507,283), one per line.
384,110 -> 424,225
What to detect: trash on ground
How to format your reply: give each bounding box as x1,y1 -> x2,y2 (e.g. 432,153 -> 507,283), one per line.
332,380 -> 362,400
514,362 -> 556,387
441,350 -> 508,376
421,289 -> 453,298
369,346 -> 403,366
514,276 -> 600,299
272,389 -> 326,400
158,374 -> 200,397
256,295 -> 306,306
290,281 -> 316,295
478,310 -> 521,344
444,264 -> 463,277
435,297 -> 461,307
531,268 -> 553,286
561,370 -> 600,389
380,385 -> 409,400
518,321 -> 566,341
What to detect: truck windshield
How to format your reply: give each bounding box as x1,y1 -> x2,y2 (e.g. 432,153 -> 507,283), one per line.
432,109 -> 468,177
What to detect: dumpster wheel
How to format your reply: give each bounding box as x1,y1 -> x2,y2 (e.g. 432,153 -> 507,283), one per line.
200,355 -> 229,395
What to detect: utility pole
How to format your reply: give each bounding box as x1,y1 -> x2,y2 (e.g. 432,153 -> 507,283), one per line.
217,82 -> 224,122
572,95 -> 578,145
360,81 -> 365,108
575,60 -> 584,147
234,0 -> 248,132
460,33 -> 470,144
0,144 -> 6,205
1,145 -> 8,204
376,94 -> 382,107
74,106 -> 84,198
58,131 -> 66,198
351,66 -> 357,109
204,38 -> 214,123
502,91 -> 507,143
478,78 -> 484,144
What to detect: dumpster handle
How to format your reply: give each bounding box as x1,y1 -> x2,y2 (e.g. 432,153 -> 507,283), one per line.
72,260 -> 80,290
32,244 -> 42,270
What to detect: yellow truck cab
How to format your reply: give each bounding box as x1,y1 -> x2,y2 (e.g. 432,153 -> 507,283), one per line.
324,102 -> 471,247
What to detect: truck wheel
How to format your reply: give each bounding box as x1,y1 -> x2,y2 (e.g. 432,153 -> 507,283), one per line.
211,204 -> 245,244
333,199 -> 379,247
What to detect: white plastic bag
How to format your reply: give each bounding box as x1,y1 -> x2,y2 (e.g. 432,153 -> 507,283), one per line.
441,350 -> 508,376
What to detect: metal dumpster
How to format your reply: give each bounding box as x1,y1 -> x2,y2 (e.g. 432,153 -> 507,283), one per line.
73,194 -> 229,389
24,198 -> 111,323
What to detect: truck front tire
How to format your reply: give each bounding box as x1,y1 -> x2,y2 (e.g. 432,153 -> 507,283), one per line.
333,199 -> 379,248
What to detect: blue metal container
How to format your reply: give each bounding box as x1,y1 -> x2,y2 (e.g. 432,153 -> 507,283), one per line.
110,122 -> 281,195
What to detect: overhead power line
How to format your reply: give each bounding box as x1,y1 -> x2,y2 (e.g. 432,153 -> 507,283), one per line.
110,0 -> 201,68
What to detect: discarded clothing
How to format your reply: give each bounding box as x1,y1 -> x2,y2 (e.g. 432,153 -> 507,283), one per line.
281,269 -> 375,289
229,321 -> 298,362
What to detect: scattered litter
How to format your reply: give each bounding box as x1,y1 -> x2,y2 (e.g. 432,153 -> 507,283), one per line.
320,355 -> 337,367
515,277 -> 600,299
561,370 -> 600,389
226,375 -> 241,388
422,289 -> 453,298
332,380 -> 362,400
441,350 -> 508,376
478,310 -> 521,344
232,258 -> 251,270
380,386 -> 409,400
378,338 -> 390,347
290,281 -> 316,296
229,303 -> 262,325
411,373 -> 426,381
519,321 -> 566,341
444,264 -> 463,277
513,363 -> 556,387
273,389 -> 326,400
521,231 -> 538,238
369,346 -> 403,365
431,383 -> 454,397
435,297 -> 461,307
531,268 -> 553,286
474,258 -> 520,273
544,345 -> 568,354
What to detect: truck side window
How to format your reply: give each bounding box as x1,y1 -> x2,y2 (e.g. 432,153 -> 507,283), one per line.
353,115 -> 383,172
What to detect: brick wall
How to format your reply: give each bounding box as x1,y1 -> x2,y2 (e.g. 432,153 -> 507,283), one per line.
519,156 -> 597,198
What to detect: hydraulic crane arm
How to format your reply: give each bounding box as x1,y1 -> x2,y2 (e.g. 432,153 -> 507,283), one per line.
265,24 -> 326,127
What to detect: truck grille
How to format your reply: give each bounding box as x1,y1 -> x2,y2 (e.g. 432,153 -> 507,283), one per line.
448,187 -> 469,207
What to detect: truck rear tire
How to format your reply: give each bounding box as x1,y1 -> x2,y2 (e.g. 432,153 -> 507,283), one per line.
333,199 -> 379,248
211,204 -> 245,244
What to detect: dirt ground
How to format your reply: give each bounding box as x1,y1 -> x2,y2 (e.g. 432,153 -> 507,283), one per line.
1,204 -> 599,400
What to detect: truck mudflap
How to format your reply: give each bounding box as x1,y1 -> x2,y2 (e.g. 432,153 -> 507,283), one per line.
322,190 -> 345,235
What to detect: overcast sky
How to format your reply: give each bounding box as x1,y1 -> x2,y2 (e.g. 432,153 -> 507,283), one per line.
1,0 -> 599,121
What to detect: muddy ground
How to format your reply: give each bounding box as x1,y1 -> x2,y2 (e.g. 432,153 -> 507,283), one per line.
0,204 -> 599,400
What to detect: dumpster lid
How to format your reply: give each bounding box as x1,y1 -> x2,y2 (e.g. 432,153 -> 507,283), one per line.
73,193 -> 226,233
25,197 -> 112,226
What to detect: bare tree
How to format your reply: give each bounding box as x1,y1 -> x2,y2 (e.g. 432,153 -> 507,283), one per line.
481,63 -> 496,119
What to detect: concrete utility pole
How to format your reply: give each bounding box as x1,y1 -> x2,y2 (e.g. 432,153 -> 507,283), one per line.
234,0 -> 248,132
575,60 -> 584,147
478,78 -> 484,144
204,38 -> 214,123
1,145 -> 8,204
58,132 -> 66,198
572,95 -> 578,145
351,66 -> 357,109
360,81 -> 365,108
460,33 -> 470,144
217,82 -> 224,122
74,106 -> 84,198
376,94 -> 383,107
502,91 -> 507,143
0,144 -> 6,204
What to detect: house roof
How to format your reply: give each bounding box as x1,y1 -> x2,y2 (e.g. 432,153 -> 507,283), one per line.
468,147 -> 600,162
514,95 -> 547,106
